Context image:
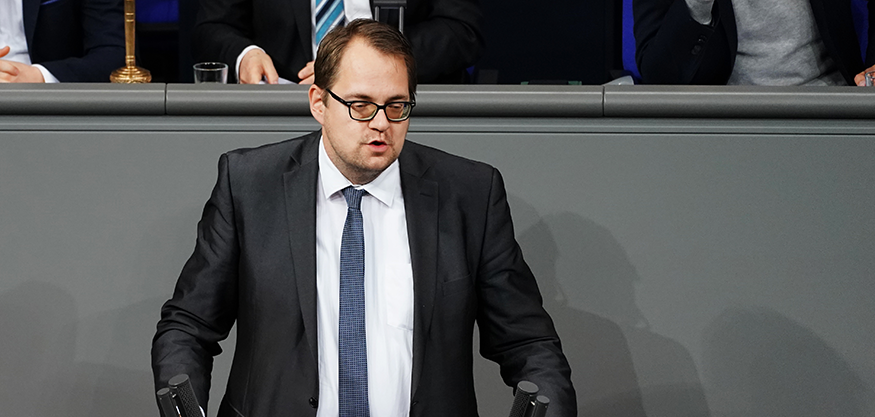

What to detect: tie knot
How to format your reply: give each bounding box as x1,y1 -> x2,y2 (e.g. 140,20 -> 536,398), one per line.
342,187 -> 366,210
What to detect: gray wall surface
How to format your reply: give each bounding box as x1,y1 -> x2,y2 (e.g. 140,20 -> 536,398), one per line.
1,84 -> 873,417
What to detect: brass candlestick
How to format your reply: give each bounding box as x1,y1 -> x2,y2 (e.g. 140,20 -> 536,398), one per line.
110,0 -> 151,83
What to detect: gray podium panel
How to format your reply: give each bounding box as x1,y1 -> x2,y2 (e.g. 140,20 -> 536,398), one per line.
1,85 -> 873,417
415,130 -> 875,417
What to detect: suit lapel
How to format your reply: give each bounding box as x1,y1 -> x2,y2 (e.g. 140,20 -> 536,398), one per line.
283,132 -> 321,364
399,143 -> 439,398
293,0 -> 314,60
23,0 -> 40,49
719,0 -> 737,59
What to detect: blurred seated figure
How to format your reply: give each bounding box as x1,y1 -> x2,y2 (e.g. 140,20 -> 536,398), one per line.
633,0 -> 874,85
0,0 -> 125,83
192,0 -> 482,84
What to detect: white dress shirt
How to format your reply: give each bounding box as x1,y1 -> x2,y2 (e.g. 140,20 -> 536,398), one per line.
315,137 -> 414,416
0,0 -> 60,82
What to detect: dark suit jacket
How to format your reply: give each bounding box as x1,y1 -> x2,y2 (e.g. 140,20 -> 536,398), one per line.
633,0 -> 875,85
152,132 -> 576,417
192,0 -> 483,83
22,0 -> 125,82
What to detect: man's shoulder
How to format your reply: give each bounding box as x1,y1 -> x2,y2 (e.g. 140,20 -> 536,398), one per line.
223,131 -> 320,169
401,140 -> 496,180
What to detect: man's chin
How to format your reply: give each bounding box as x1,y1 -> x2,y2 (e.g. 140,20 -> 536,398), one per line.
360,156 -> 397,174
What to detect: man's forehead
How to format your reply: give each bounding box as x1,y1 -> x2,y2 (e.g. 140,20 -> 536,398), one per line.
334,39 -> 409,98
338,38 -> 397,69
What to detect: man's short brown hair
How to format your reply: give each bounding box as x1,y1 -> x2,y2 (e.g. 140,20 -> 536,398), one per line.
314,19 -> 417,100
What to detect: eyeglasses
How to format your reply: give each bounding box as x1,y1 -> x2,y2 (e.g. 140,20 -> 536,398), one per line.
326,89 -> 415,122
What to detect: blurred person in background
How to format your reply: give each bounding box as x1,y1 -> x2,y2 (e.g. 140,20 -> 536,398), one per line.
0,0 -> 124,82
634,0 -> 874,85
192,0 -> 482,84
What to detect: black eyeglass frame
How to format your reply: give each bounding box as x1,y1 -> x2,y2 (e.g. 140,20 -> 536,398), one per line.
325,88 -> 416,122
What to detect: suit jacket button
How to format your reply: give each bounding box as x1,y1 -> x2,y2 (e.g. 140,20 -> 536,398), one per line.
309,397 -> 318,408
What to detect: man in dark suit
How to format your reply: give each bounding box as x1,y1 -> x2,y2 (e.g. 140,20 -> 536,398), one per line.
153,19 -> 575,417
633,0 -> 874,85
192,0 -> 482,84
0,0 -> 124,82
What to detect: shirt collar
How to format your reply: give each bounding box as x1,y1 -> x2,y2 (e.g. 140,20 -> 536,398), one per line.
318,136 -> 400,208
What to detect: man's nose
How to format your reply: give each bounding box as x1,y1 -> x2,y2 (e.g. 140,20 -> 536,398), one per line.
368,108 -> 391,131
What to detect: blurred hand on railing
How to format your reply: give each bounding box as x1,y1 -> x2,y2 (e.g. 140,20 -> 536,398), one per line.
0,46 -> 46,83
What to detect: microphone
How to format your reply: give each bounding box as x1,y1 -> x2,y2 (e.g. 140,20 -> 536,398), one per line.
156,387 -> 179,417
168,374 -> 202,417
509,381 -> 539,417
524,395 -> 550,417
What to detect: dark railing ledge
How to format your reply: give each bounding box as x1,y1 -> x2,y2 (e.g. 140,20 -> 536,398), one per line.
2,83 -> 875,118
0,83 -> 165,115
604,85 -> 875,119
164,84 -> 605,117
165,84 -> 309,116
415,84 -> 604,117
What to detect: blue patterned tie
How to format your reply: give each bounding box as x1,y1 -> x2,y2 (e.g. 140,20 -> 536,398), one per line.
314,0 -> 344,48
339,187 -> 369,417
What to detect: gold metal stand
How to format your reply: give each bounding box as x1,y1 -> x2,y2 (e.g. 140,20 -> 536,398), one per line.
110,0 -> 151,83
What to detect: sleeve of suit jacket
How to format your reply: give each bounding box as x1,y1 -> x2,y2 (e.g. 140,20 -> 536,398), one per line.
633,0 -> 733,84
867,0 -> 875,67
475,168 -> 577,416
33,0 -> 125,82
192,0 -> 270,82
405,0 -> 484,83
152,153 -> 240,409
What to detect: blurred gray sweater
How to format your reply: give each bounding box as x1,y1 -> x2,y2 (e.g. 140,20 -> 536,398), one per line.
684,0 -> 845,85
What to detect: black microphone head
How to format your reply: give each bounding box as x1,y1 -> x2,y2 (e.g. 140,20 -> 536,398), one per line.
168,374 -> 201,417
526,395 -> 550,417
168,374 -> 190,387
509,381 -> 539,417
156,387 -> 178,417
516,381 -> 539,396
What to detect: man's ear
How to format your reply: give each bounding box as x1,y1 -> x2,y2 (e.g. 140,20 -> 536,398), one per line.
309,84 -> 325,125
